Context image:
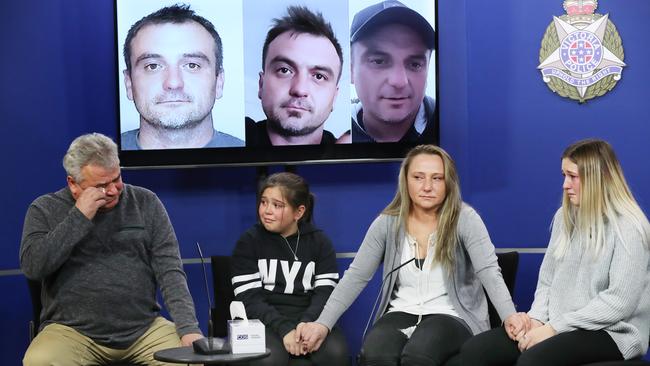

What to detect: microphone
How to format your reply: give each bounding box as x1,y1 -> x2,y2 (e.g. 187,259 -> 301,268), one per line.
361,257 -> 416,342
192,242 -> 230,355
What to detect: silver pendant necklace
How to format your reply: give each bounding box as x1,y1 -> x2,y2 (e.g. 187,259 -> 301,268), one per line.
282,229 -> 300,260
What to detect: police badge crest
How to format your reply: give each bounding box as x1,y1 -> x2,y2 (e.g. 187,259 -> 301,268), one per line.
538,0 -> 625,103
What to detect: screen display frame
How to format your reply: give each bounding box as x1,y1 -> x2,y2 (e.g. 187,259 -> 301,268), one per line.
115,0 -> 439,168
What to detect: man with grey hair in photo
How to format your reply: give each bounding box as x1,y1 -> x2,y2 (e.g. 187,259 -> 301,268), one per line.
20,133 -> 203,365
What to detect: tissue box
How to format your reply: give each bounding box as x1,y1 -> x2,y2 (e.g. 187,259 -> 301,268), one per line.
227,319 -> 265,354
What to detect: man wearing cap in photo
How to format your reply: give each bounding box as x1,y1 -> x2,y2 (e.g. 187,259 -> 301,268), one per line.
339,0 -> 437,144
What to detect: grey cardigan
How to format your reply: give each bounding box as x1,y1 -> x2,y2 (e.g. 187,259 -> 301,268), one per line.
528,209 -> 650,359
316,204 -> 516,335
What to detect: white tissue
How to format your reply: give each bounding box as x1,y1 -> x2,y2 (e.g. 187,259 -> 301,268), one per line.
229,301 -> 248,321
400,326 -> 416,338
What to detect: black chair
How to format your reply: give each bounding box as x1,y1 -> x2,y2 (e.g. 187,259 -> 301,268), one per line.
442,252 -> 521,366
210,255 -> 235,338
487,251 -> 519,328
27,279 -> 42,341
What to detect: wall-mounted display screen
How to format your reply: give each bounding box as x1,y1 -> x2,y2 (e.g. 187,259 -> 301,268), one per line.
115,0 -> 438,167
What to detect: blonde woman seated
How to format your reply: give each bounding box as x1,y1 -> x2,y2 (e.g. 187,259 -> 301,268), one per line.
459,139 -> 650,365
297,145 -> 526,366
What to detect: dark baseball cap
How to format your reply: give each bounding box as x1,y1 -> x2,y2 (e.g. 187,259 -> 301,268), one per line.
350,0 -> 436,50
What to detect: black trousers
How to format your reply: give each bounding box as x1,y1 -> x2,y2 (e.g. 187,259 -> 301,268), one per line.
459,326 -> 624,366
582,362 -> 648,366
359,311 -> 472,366
248,326 -> 349,366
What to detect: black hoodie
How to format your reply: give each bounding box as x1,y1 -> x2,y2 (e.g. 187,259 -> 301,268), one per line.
231,221 -> 339,337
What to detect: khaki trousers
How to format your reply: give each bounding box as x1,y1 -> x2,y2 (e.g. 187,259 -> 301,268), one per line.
23,316 -> 184,366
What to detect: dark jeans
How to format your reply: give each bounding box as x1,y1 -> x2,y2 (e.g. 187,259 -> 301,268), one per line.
582,362 -> 648,366
459,326 -> 624,366
248,326 -> 349,366
359,312 -> 472,366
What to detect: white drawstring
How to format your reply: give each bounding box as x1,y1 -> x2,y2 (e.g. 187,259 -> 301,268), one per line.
412,237 -> 424,325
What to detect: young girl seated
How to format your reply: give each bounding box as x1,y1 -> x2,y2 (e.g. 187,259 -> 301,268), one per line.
231,172 -> 349,365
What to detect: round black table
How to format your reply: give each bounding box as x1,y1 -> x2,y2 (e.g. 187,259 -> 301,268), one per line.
154,346 -> 271,364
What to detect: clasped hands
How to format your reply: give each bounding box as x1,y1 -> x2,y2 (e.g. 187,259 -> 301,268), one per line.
281,322 -> 330,356
504,313 -> 556,352
282,314 -> 557,356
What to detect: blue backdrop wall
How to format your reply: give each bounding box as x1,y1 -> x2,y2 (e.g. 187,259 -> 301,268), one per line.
1,0 -> 649,364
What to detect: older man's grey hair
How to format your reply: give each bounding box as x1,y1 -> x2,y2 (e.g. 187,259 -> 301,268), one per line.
63,133 -> 120,183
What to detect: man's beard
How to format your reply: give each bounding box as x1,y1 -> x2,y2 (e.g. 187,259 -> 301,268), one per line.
140,92 -> 209,130
145,115 -> 204,130
265,98 -> 323,137
266,116 -> 322,137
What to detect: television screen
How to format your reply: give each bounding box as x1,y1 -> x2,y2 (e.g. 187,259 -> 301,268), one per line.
115,0 -> 438,167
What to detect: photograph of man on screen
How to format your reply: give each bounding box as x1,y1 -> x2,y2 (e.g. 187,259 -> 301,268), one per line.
339,0 -> 438,144
121,4 -> 244,150
245,5 -> 344,146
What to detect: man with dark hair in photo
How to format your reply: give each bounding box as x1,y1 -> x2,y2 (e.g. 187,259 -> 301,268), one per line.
245,6 -> 343,146
121,4 -> 243,150
339,0 -> 438,144
20,133 -> 203,365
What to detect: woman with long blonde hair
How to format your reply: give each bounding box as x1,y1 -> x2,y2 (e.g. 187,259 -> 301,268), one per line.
459,138 -> 650,365
297,145 -> 525,366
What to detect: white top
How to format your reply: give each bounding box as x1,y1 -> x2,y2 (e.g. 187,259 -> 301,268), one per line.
387,234 -> 459,318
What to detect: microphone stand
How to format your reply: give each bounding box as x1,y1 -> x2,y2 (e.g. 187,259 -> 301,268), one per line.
361,257 -> 416,341
192,242 -> 230,354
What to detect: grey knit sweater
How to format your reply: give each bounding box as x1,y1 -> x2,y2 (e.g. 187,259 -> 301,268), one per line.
316,204 -> 516,335
20,184 -> 200,349
528,208 -> 650,359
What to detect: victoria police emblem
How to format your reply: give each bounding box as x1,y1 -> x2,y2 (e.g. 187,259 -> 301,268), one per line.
538,0 -> 625,103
